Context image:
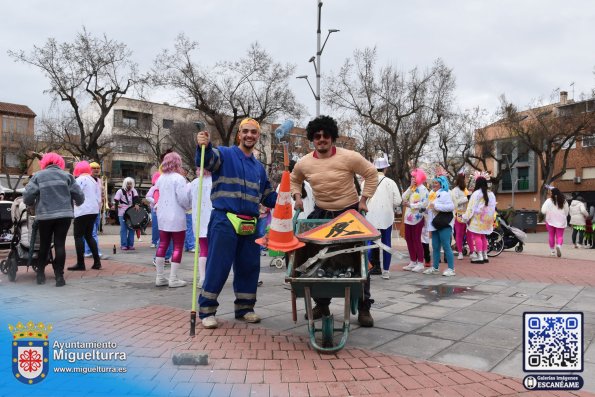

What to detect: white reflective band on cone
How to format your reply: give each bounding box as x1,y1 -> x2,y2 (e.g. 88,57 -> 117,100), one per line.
270,218 -> 293,232
277,191 -> 291,205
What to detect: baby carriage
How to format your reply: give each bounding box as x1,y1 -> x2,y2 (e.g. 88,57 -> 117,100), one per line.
0,200 -> 13,249
0,199 -> 53,282
486,212 -> 526,257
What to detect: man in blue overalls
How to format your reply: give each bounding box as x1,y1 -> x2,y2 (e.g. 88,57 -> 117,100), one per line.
195,118 -> 277,329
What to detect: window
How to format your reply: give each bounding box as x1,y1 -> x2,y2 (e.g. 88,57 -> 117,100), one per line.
3,152 -> 20,168
583,167 -> 595,179
517,167 -> 529,190
561,138 -> 577,150
501,170 -> 512,191
561,169 -> 576,180
122,114 -> 138,128
583,135 -> 595,148
2,116 -> 28,134
162,119 -> 174,129
517,142 -> 529,163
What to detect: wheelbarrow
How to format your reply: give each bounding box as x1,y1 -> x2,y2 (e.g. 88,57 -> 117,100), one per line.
285,211 -> 388,353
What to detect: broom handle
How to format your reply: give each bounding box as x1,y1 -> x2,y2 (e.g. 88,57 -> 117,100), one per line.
190,144 -> 206,336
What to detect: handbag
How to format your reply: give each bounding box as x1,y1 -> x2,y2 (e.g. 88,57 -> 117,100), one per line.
432,211 -> 453,230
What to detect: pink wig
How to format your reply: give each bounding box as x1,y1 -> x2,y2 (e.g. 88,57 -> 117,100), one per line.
73,161 -> 91,177
161,152 -> 183,174
151,171 -> 161,185
40,152 -> 65,170
411,168 -> 427,186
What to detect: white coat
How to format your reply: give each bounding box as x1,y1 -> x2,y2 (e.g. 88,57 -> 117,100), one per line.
188,175 -> 213,238
154,172 -> 191,232
364,172 -> 402,230
74,174 -> 101,218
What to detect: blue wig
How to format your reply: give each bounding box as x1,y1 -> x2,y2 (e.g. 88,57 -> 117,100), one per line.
434,176 -> 450,192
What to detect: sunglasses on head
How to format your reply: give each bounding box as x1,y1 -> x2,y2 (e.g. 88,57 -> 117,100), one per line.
313,131 -> 331,140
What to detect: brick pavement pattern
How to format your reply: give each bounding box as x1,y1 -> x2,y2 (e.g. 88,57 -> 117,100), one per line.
65,305 -> 594,397
405,251 -> 595,287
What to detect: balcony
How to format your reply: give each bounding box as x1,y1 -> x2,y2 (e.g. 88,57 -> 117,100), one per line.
517,179 -> 529,190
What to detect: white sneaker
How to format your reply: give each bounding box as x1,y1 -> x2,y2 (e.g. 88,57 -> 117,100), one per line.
550,250 -> 556,256
155,275 -> 168,287
403,262 -> 417,271
411,262 -> 425,273
169,278 -> 187,288
470,252 -> 482,263
442,268 -> 456,277
574,244 -> 578,249
482,252 -> 489,263
84,253 -> 92,258
202,316 -> 218,329
457,253 -> 464,260
150,244 -> 157,248
381,270 -> 390,279
556,245 -> 562,258
423,267 -> 440,275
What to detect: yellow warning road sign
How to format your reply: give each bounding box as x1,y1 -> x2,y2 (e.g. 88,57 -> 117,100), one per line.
297,210 -> 380,244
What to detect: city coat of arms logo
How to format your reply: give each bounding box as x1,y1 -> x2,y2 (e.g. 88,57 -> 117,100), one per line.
9,321 -> 52,385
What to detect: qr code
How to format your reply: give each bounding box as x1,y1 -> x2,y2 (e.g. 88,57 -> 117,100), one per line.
523,312 -> 583,372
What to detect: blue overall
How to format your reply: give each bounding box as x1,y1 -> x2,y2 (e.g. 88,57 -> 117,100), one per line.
196,144 -> 276,319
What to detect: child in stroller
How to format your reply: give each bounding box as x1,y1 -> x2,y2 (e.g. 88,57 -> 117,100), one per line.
0,197 -> 52,282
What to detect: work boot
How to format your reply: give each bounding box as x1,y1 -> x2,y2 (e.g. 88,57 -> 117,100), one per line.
36,271 -> 46,285
369,266 -> 382,275
67,264 -> 86,271
358,300 -> 374,327
304,304 -> 330,320
55,275 -> 66,287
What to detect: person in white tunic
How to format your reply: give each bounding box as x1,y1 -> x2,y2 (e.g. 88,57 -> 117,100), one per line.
363,153 -> 401,279
154,152 -> 192,288
188,167 -> 213,288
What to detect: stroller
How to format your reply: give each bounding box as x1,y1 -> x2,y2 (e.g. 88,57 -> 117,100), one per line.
0,200 -> 13,249
0,199 -> 53,282
487,211 -> 526,256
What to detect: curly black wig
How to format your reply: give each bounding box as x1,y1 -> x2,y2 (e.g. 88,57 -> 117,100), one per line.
306,115 -> 339,142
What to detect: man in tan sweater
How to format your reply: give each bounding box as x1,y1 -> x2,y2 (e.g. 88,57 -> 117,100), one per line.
291,115 -> 378,327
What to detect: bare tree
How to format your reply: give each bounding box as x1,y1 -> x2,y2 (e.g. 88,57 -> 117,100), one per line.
9,27 -> 138,161
152,34 -> 304,146
169,121 -> 200,172
325,47 -> 455,190
499,95 -> 595,204
2,130 -> 55,191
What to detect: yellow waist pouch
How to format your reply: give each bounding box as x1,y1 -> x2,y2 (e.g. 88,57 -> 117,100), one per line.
226,212 -> 257,235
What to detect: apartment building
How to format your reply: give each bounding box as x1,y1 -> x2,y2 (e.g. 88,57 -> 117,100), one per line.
0,101 -> 36,190
479,92 -> 595,210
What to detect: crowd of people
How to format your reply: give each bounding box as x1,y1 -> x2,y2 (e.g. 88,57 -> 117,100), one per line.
9,115 -> 593,337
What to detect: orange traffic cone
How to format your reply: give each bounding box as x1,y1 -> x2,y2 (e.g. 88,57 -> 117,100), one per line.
256,170 -> 304,252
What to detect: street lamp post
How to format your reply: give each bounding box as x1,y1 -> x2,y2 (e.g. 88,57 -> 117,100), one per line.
297,0 -> 339,116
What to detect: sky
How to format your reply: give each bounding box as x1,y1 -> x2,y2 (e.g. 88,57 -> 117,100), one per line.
1,0 -> 594,124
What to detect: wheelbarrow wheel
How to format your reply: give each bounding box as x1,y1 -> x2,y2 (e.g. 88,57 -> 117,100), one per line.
270,257 -> 285,269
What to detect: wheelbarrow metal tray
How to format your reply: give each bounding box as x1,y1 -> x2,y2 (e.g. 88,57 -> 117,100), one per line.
285,246 -> 367,299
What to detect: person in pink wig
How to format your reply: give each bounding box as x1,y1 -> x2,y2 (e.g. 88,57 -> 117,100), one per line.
23,153 -> 84,286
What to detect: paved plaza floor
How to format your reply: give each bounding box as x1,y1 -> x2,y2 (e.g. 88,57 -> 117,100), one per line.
0,226 -> 594,396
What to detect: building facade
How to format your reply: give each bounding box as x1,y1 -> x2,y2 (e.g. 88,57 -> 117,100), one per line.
479,92 -> 595,211
0,101 -> 36,191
